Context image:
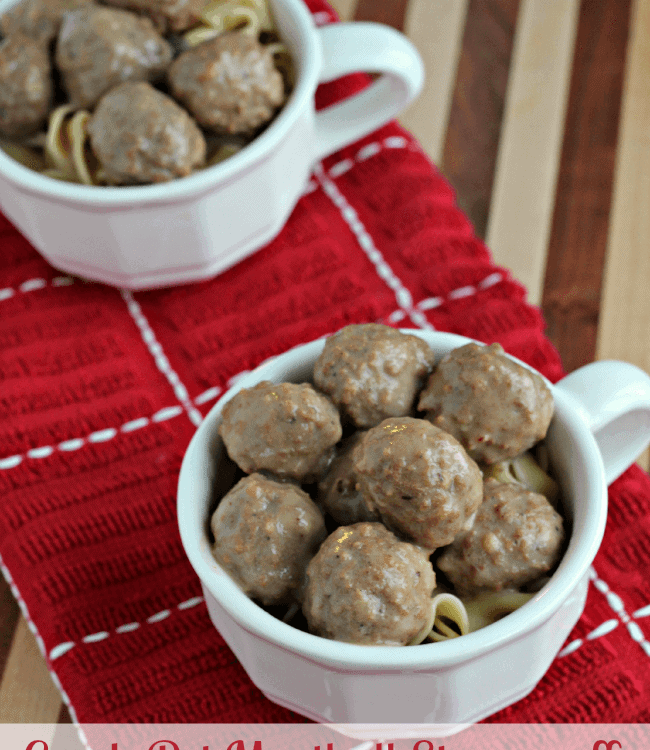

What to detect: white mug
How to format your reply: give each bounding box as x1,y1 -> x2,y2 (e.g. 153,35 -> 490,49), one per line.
177,330 -> 650,735
0,0 -> 424,289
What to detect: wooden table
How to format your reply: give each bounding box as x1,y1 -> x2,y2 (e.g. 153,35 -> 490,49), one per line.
2,0 -> 649,725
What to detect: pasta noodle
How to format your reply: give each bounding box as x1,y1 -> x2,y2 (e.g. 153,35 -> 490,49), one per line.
426,592 -> 470,642
483,449 -> 560,505
184,0 -> 277,46
464,591 -> 534,633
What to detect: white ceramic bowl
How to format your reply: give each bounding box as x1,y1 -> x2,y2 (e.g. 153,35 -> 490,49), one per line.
177,330 -> 650,735
0,0 -> 423,289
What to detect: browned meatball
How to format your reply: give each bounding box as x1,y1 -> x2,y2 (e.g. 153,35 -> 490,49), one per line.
103,0 -> 204,32
168,32 -> 285,136
219,381 -> 342,482
354,417 -> 483,551
418,343 -> 554,465
0,34 -> 52,138
303,522 -> 436,645
55,6 -> 173,109
437,478 -> 565,595
211,473 -> 327,606
87,81 -> 206,184
0,0 -> 92,44
313,324 -> 435,429
317,433 -> 381,526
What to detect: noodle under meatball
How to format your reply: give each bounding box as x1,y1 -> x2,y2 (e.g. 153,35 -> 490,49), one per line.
103,0 -> 205,32
218,381 -> 342,482
303,522 -> 436,645
313,324 -> 435,429
55,6 -> 173,109
87,81 -> 206,184
317,432 -> 381,526
418,342 -> 554,465
0,34 -> 53,138
354,417 -> 483,551
211,473 -> 327,606
0,0 -> 92,44
437,478 -> 565,595
168,32 -> 285,136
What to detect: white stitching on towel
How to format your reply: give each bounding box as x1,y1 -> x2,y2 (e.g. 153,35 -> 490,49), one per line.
47,596 -> 206,662
314,163 -> 434,331
0,552 -> 86,741
121,290 -> 203,428
558,569 -> 650,659
382,272 -> 505,326
0,405 -> 185,471
0,275 -> 74,303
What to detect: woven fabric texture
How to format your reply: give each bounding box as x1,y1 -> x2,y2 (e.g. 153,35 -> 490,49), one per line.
1,0 -> 649,725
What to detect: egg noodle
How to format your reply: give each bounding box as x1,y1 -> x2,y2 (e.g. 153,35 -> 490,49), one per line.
0,0 -> 292,185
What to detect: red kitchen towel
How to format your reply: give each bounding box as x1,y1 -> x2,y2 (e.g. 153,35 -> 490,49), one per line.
1,0 -> 650,726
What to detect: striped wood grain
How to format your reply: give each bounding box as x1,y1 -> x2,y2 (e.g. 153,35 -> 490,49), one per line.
485,0 -> 580,304
596,0 -> 650,469
542,0 -> 633,374
401,0 -> 470,166
0,619 -> 62,723
442,0 -> 519,238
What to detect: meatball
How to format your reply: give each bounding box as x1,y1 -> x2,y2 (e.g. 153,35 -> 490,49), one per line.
103,0 -> 204,32
354,417 -> 483,551
313,324 -> 435,429
218,381 -> 342,482
55,6 -> 173,109
437,478 -> 565,595
0,0 -> 92,44
418,343 -> 554,464
211,473 -> 327,606
303,522 -> 436,645
168,32 -> 285,136
0,35 -> 52,138
317,433 -> 381,526
87,82 -> 206,184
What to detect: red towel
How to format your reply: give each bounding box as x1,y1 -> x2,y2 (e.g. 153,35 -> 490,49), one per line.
1,0 -> 649,726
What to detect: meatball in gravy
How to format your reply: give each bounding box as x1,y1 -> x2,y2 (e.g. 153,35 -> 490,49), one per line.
56,6 -> 173,109
418,342 -> 554,464
313,324 -> 435,429
317,433 -> 381,526
0,0 -> 92,44
211,473 -> 327,606
437,478 -> 564,595
104,0 -> 204,32
303,522 -> 436,645
168,32 -> 285,136
354,417 -> 483,551
219,381 -> 342,482
87,81 -> 206,184
0,34 -> 52,138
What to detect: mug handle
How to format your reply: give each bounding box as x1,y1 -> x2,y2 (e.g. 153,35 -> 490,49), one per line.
555,361 -> 650,485
312,22 -> 424,162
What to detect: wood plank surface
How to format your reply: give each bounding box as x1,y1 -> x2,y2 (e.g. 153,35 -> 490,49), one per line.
442,0 -> 520,238
327,0 -> 357,21
596,0 -> 650,469
401,0 -> 470,166
542,0 -> 632,374
0,618 -> 62,723
485,0 -> 580,304
1,0 -> 647,727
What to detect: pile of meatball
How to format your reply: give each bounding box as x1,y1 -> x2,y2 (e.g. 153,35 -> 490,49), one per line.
212,324 -> 565,646
0,0 -> 288,184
